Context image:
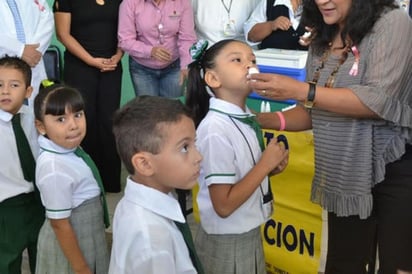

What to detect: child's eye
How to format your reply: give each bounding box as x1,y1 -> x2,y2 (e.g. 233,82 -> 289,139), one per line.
56,117 -> 66,122
74,111 -> 83,118
232,58 -> 241,62
11,83 -> 19,88
181,144 -> 189,153
251,59 -> 257,65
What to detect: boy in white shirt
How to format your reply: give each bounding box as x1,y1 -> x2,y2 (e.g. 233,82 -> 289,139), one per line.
0,56 -> 44,273
109,96 -> 204,274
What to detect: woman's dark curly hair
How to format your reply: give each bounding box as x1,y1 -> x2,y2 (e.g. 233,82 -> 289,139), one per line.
301,0 -> 398,54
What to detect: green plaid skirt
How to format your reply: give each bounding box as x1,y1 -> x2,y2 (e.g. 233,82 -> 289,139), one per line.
35,196 -> 109,274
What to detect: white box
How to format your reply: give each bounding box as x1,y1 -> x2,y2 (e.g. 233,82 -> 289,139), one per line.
254,48 -> 308,69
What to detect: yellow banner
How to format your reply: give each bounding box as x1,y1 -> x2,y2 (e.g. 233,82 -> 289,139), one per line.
262,130 -> 322,274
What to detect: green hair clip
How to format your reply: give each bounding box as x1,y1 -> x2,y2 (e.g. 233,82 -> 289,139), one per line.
189,39 -> 208,61
41,79 -> 54,88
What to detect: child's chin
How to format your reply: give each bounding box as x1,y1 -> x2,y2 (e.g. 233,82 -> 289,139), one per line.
184,181 -> 197,190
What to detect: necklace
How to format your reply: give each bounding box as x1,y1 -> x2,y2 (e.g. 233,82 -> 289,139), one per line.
311,44 -> 350,88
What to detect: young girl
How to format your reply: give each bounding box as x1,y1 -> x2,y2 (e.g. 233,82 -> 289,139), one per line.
186,39 -> 289,274
33,83 -> 109,274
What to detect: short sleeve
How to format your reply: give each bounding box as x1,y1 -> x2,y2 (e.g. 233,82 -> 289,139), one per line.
198,132 -> 238,186
36,160 -> 74,219
53,0 -> 71,13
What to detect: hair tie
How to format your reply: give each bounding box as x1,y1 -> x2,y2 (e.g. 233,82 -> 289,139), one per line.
190,39 -> 208,62
41,79 -> 55,88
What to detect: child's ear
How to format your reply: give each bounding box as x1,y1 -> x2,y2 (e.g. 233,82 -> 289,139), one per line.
35,120 -> 46,136
131,152 -> 154,177
25,86 -> 33,99
204,70 -> 221,89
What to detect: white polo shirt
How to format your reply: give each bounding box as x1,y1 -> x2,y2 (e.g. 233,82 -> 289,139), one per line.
35,135 -> 100,219
0,106 -> 39,202
109,177 -> 196,274
191,0 -> 260,45
196,97 -> 269,234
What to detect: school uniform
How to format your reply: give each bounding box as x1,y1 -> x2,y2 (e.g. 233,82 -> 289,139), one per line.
109,177 -> 197,274
35,135 -> 109,274
195,97 -> 271,274
0,106 -> 44,274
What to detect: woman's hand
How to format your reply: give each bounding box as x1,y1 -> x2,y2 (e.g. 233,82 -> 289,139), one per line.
299,27 -> 315,47
248,73 -> 308,102
96,48 -> 124,72
108,48 -> 124,65
89,57 -> 117,72
151,46 -> 172,62
22,44 -> 42,67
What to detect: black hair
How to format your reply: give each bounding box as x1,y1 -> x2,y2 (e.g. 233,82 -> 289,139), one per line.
0,55 -> 32,87
34,82 -> 84,122
112,96 -> 193,175
186,39 -> 242,127
301,0 -> 398,54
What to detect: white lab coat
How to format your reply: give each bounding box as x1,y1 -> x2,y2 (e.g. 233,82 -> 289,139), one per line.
0,0 -> 54,106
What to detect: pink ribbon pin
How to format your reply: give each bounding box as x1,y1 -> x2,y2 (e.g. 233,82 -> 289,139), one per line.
349,46 -> 360,76
34,0 -> 45,11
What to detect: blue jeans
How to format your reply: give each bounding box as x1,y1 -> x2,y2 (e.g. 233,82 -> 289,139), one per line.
129,57 -> 183,98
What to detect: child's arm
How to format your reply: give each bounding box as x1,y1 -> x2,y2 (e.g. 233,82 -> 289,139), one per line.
50,218 -> 93,274
209,138 -> 288,218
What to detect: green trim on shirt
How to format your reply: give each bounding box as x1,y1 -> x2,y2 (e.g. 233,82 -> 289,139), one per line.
46,208 -> 72,212
205,173 -> 236,179
209,108 -> 253,118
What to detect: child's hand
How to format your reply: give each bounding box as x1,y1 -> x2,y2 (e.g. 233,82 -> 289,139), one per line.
271,16 -> 292,31
259,138 -> 288,174
269,152 -> 289,176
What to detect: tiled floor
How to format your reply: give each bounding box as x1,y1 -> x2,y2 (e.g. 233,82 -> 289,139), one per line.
22,170 -> 198,273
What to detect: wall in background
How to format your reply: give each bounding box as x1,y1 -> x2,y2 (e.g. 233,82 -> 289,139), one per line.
46,0 -> 135,105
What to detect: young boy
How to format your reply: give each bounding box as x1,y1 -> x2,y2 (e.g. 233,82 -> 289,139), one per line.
0,56 -> 44,273
109,96 -> 204,274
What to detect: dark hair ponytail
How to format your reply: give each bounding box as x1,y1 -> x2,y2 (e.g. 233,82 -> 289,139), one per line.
186,60 -> 211,128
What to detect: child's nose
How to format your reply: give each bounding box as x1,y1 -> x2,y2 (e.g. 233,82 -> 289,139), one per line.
246,62 -> 257,69
1,87 -> 9,94
68,117 -> 79,129
194,147 -> 203,164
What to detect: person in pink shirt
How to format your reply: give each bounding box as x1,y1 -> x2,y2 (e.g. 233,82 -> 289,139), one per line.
118,0 -> 197,98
